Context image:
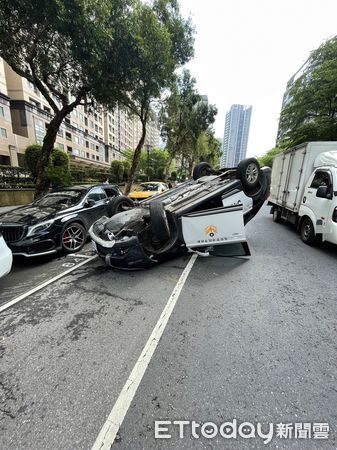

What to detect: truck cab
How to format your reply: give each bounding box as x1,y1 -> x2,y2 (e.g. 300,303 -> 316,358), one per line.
299,166 -> 337,244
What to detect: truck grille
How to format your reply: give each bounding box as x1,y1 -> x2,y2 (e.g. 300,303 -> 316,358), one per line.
0,226 -> 25,243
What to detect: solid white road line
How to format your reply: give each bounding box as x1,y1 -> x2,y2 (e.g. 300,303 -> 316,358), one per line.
0,255 -> 97,313
91,253 -> 198,450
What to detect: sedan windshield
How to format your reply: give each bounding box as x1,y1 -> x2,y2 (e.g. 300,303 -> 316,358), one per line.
139,183 -> 159,192
34,191 -> 84,208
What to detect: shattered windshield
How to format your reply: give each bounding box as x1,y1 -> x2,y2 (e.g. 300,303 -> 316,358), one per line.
105,207 -> 148,232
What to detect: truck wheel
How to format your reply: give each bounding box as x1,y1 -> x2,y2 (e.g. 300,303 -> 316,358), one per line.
192,162 -> 213,180
236,158 -> 260,191
150,201 -> 171,241
107,196 -> 134,217
300,217 -> 316,245
272,208 -> 283,223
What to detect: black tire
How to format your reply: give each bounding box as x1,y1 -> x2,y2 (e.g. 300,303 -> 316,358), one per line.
300,217 -> 316,245
61,222 -> 86,254
236,158 -> 260,191
244,170 -> 268,200
150,201 -> 170,241
107,195 -> 134,217
272,207 -> 283,223
192,162 -> 213,180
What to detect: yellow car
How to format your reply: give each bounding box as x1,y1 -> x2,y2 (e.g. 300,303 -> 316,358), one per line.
129,182 -> 169,200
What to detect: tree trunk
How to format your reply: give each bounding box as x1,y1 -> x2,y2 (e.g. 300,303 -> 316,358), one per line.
35,106 -> 73,198
125,119 -> 147,195
165,154 -> 174,179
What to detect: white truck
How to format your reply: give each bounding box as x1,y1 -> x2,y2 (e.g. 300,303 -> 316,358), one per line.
269,141 -> 337,245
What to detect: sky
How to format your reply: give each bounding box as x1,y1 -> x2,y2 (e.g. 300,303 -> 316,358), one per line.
178,0 -> 337,157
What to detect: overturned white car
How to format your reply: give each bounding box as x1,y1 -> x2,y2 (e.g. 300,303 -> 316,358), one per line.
89,158 -> 271,269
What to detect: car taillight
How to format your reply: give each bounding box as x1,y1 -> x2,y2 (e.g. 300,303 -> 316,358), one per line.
332,207 -> 337,222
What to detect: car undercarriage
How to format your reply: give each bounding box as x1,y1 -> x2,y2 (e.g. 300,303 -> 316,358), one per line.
89,159 -> 271,270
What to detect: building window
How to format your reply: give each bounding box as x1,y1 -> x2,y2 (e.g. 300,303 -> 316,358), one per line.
0,106 -> 4,117
29,97 -> 41,109
67,146 -> 72,153
86,152 -> 89,158
74,135 -> 80,145
85,140 -> 89,148
57,143 -> 64,150
34,118 -> 45,144
0,127 -> 8,139
96,156 -> 99,161
92,154 -> 95,159
43,106 -> 51,114
57,129 -> 64,137
89,120 -> 94,128
65,132 -> 72,141
28,81 -> 39,95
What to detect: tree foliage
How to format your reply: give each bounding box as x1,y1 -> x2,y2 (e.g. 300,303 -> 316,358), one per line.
160,70 -> 217,175
25,145 -> 71,186
0,0 -> 141,196
257,147 -> 283,168
279,36 -> 337,147
124,148 -> 171,180
100,0 -> 194,194
110,160 -> 125,183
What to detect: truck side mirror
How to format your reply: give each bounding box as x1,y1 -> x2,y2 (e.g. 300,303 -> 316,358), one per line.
316,186 -> 332,199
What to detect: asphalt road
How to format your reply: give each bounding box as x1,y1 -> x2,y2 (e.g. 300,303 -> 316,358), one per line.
1,205 -> 337,449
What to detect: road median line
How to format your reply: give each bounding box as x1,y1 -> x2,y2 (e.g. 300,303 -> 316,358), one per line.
0,255 -> 97,313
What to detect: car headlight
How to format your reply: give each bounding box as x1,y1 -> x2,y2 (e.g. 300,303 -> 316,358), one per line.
26,219 -> 55,237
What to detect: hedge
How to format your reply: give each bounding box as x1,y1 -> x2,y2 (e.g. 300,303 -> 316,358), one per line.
0,165 -> 33,189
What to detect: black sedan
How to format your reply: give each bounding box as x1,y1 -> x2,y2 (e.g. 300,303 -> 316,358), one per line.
0,184 -> 125,257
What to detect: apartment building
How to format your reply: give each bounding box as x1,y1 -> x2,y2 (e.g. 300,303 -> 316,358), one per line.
220,104 -> 252,168
0,59 -> 160,168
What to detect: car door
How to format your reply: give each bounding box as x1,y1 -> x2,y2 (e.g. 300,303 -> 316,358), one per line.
303,169 -> 334,233
81,187 -> 109,227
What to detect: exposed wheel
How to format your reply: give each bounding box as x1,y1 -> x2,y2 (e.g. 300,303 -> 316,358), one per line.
192,162 -> 213,180
107,195 -> 134,217
236,158 -> 260,191
62,222 -> 86,253
272,208 -> 283,223
300,217 -> 316,245
150,201 -> 170,241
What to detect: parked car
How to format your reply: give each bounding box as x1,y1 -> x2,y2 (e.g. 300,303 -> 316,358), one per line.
0,232 -> 13,278
0,184 -> 123,257
89,159 -> 271,270
129,182 -> 169,200
269,141 -> 337,245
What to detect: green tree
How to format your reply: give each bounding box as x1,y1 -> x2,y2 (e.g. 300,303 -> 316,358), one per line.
25,145 -> 71,186
160,70 -> 200,176
195,131 -> 221,167
279,36 -> 337,147
103,0 -> 194,194
24,145 -> 43,181
110,160 -> 124,183
160,70 -> 217,175
257,147 -> 283,168
0,0 -> 139,197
